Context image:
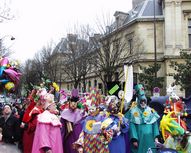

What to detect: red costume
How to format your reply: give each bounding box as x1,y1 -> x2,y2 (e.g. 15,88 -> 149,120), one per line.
22,102 -> 43,153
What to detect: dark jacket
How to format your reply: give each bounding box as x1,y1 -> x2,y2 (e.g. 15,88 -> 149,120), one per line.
0,114 -> 21,143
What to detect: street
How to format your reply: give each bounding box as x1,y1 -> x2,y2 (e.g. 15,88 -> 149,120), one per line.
0,142 -> 21,153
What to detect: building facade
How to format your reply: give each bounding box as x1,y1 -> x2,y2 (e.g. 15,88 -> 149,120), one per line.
97,0 -> 191,97
56,0 -> 191,97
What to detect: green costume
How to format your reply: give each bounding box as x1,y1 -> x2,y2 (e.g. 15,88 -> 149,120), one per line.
125,105 -> 160,153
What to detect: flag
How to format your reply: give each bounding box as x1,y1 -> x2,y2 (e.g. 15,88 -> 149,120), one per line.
124,64 -> 133,105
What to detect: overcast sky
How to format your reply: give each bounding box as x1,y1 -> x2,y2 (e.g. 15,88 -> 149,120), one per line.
0,0 -> 132,63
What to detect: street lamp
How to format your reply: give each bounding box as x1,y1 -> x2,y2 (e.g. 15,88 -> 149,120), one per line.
153,0 -> 157,87
0,35 -> 15,41
0,35 -> 15,55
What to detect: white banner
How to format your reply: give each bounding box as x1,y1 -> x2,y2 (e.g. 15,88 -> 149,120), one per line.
124,64 -> 133,105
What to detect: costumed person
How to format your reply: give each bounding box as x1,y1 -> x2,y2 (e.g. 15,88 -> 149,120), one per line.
60,96 -> 85,153
20,88 -> 46,153
125,84 -> 160,153
73,92 -> 113,153
105,95 -> 129,153
32,93 -> 63,153
164,85 -> 188,132
159,111 -> 191,153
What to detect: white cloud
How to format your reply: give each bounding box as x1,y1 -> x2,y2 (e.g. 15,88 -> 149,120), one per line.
0,0 -> 132,63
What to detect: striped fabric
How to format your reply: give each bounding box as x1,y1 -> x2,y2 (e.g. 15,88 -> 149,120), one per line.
83,130 -> 113,153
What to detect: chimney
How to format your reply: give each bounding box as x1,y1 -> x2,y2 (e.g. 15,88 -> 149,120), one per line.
114,11 -> 129,28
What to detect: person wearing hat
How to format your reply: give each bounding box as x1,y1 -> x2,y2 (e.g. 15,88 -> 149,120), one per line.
21,88 -> 45,153
159,111 -> 191,152
73,96 -> 113,153
32,93 -> 63,153
125,84 -> 160,153
60,96 -> 85,153
105,95 -> 129,153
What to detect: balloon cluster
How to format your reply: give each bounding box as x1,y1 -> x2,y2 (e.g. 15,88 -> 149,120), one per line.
0,57 -> 22,92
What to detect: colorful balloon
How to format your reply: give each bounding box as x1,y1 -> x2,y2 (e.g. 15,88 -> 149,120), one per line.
5,82 -> 15,91
0,67 -> 5,77
0,79 -> 9,84
4,68 -> 22,84
0,57 -> 9,67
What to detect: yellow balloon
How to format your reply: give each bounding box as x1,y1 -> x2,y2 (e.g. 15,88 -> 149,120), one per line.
5,82 -> 15,91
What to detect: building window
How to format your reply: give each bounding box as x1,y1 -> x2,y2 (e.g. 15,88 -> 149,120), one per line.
188,19 -> 191,48
133,73 -> 138,84
67,84 -> 69,90
79,83 -> 81,92
113,39 -> 120,52
88,81 -> 91,91
115,72 -> 119,81
128,38 -> 133,54
98,83 -> 103,94
94,80 -> 97,87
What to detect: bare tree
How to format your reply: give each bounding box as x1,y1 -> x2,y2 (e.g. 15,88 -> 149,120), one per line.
39,41 -> 60,81
58,25 -> 94,91
21,41 -> 60,91
88,13 -> 144,94
21,59 -> 42,91
0,0 -> 14,22
0,0 -> 15,57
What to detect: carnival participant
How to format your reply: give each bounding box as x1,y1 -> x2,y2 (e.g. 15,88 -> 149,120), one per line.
32,93 -> 63,153
20,88 -> 45,153
160,111 -> 191,153
60,96 -> 85,153
73,98 -> 113,153
125,84 -> 160,153
105,95 -> 129,153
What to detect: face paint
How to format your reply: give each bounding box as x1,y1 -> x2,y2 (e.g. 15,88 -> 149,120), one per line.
108,102 -> 119,114
140,99 -> 147,108
69,101 -> 77,111
88,105 -> 98,116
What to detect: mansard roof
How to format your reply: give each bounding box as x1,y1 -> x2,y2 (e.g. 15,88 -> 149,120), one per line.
124,0 -> 163,24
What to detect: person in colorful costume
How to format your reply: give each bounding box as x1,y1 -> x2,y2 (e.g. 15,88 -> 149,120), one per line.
125,84 -> 160,153
21,88 -> 46,153
164,85 -> 188,131
160,111 -> 191,153
60,96 -> 85,153
105,95 -> 129,153
32,93 -> 63,153
73,88 -> 113,153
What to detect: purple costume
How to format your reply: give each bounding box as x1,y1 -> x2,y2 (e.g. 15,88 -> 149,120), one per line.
61,108 -> 84,153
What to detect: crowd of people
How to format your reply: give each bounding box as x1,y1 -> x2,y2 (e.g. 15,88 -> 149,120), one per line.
0,83 -> 190,153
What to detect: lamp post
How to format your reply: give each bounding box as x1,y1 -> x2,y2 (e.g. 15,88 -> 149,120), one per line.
153,0 -> 157,87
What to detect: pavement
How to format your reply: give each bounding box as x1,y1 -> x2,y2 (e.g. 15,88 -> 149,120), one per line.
0,142 -> 21,153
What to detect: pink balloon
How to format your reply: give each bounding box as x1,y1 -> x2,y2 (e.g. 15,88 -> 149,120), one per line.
0,57 -> 9,67
4,68 -> 22,84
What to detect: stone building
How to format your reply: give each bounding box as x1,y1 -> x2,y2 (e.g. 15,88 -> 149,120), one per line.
56,0 -> 191,97
98,0 -> 191,96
